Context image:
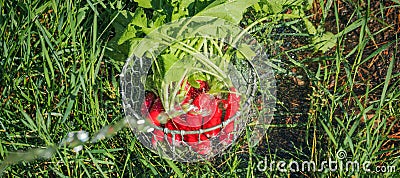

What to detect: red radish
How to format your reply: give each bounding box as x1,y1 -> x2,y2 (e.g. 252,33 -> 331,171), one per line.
181,116 -> 202,137
185,113 -> 204,127
141,92 -> 156,116
179,80 -> 209,111
148,98 -> 165,126
192,93 -> 217,117
170,116 -> 208,154
181,96 -> 192,106
151,129 -> 165,147
184,93 -> 217,127
202,100 -> 222,138
170,117 -> 189,130
171,116 -> 202,145
220,87 -> 240,145
180,80 -> 209,105
149,110 -> 162,126
165,120 -> 183,145
144,92 -> 156,110
219,122 -> 234,145
226,87 -> 240,114
174,93 -> 216,128
188,80 -> 209,99
171,111 -> 203,129
146,80 -> 241,153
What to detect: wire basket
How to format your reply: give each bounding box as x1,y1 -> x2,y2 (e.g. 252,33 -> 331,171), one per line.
121,54 -> 261,161
120,16 -> 275,162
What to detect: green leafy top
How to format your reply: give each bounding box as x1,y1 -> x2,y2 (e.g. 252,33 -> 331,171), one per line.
108,0 -> 258,59
109,0 -> 259,114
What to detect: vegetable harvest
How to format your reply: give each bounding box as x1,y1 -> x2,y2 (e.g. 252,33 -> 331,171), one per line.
113,0 -> 263,158
142,79 -> 241,155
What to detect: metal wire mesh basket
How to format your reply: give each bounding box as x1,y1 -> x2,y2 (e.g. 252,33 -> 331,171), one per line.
119,16 -> 275,162
120,54 -> 260,162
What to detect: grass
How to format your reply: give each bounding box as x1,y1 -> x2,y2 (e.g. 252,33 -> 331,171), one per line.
1,0 -> 399,177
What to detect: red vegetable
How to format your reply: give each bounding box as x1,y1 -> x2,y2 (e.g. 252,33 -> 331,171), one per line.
171,116 -> 203,147
179,80 -> 209,111
151,129 -> 165,147
226,87 -> 240,115
175,116 -> 202,140
175,83 -> 215,128
220,87 -> 240,145
148,98 -> 164,126
141,92 -> 156,117
202,99 -> 222,138
145,92 -> 156,110
187,80 -> 209,99
146,80 -> 241,154
165,120 -> 183,145
190,93 -> 217,126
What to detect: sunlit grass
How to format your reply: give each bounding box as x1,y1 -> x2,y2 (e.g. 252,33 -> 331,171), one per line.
1,0 -> 399,177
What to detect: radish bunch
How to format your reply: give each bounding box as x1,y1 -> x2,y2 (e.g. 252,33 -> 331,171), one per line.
142,80 -> 240,155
